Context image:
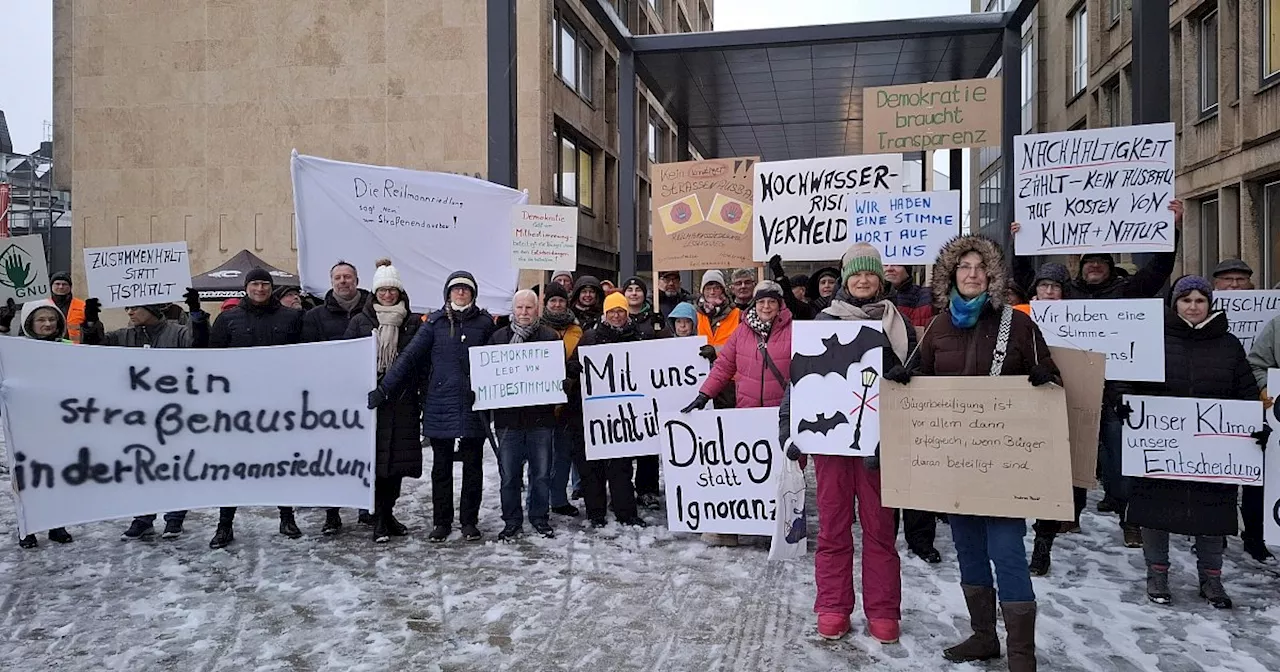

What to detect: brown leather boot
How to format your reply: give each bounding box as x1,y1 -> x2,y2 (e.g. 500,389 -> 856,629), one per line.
1002,601 -> 1037,671
943,585 -> 1002,663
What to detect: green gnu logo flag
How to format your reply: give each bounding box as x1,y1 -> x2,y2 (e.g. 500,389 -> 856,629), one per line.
0,242 -> 37,290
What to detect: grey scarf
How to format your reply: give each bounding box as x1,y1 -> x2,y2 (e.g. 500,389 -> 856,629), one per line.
822,299 -> 910,363
373,303 -> 407,373
509,320 -> 538,344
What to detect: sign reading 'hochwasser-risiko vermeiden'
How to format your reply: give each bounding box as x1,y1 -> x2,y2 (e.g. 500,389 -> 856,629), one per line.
1121,394 -> 1264,486
752,154 -> 904,262
1030,298 -> 1164,382
1212,290 -> 1280,352
846,191 -> 961,263
662,407 -> 784,536
1013,122 -> 1176,256
579,337 -> 710,461
83,242 -> 192,309
0,337 -> 376,536
468,341 -> 567,411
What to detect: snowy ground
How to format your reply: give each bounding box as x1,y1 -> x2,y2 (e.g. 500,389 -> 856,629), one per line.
2,439 -> 1279,672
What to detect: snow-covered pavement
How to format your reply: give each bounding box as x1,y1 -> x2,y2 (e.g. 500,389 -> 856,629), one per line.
2,443 -> 1278,671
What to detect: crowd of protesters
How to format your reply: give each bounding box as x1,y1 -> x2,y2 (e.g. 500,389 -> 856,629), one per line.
6,192 -> 1279,672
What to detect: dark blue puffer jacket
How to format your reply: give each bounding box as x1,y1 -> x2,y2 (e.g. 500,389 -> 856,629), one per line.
379,270 -> 496,439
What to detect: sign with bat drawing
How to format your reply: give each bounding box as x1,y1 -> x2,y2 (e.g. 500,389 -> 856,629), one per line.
789,321 -> 886,457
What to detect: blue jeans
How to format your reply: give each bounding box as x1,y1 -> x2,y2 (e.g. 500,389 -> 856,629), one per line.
950,514 -> 1035,603
1099,413 -> 1131,514
550,425 -> 575,508
497,427 -> 554,526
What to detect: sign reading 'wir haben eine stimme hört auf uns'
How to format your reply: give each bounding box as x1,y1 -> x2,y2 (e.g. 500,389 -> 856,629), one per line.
846,191 -> 962,264
1121,394 -> 1264,487
578,337 -> 711,461
0,337 -> 377,536
1013,122 -> 1176,256
83,242 -> 193,309
1030,298 -> 1165,382
752,154 -> 903,262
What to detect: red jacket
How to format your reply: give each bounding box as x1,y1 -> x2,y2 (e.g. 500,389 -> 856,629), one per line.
700,308 -> 793,408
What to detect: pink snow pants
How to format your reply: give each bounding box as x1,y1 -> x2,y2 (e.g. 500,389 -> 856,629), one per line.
812,455 -> 902,621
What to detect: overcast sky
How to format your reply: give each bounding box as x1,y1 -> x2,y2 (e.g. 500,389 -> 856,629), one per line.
0,0 -> 973,154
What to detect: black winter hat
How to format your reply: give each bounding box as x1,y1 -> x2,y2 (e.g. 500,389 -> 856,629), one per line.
622,276 -> 648,298
50,271 -> 72,285
244,267 -> 273,287
139,304 -> 169,319
543,282 -> 570,305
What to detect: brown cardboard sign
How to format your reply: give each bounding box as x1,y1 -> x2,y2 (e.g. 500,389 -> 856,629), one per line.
649,157 -> 757,271
862,78 -> 1002,154
880,376 -> 1074,521
1050,346 -> 1106,490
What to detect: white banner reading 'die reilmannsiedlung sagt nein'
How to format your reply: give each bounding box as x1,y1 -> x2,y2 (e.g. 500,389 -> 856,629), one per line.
579,337 -> 710,461
789,321 -> 885,457
662,407 -> 784,536
1264,370 -> 1280,546
0,337 -> 376,536
846,190 -> 961,264
291,152 -> 528,315
1030,298 -> 1164,382
468,341 -> 567,411
752,154 -> 904,262
1213,290 -> 1280,352
83,242 -> 193,309
1013,122 -> 1176,256
1121,394 -> 1263,487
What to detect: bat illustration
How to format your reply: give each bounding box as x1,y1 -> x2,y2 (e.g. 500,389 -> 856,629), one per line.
790,329 -> 888,385
798,411 -> 849,436
785,508 -> 807,544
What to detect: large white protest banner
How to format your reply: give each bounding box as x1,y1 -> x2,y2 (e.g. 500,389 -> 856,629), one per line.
83,242 -> 192,309
510,205 -> 578,271
1121,394 -> 1264,486
579,337 -> 710,460
1030,298 -> 1164,382
662,407 -> 784,536
1213,290 -> 1280,352
0,338 -> 376,536
469,342 -> 567,411
847,191 -> 961,264
789,321 -> 885,457
291,152 -> 528,315
0,234 -> 51,304
752,154 -> 903,261
1013,122 -> 1176,256
1265,370 -> 1280,546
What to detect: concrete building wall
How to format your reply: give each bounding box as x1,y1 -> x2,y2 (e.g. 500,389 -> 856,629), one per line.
971,0 -> 1280,285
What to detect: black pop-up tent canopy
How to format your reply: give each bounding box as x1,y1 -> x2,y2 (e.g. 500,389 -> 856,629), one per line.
192,249 -> 299,301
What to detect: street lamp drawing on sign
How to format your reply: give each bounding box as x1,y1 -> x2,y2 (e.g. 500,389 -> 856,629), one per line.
852,366 -> 879,451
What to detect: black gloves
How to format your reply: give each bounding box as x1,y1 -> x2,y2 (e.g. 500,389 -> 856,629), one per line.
681,393 -> 710,414
768,254 -> 785,280
561,378 -> 573,392
785,443 -> 803,461
367,388 -> 386,409
466,390 -> 477,408
699,344 -> 717,362
1027,364 -> 1057,387
565,359 -> 583,378
0,298 -> 15,331
84,298 -> 102,324
184,287 -> 201,313
1116,402 -> 1134,422
883,365 -> 912,384
865,446 -> 881,471
1252,425 -> 1272,450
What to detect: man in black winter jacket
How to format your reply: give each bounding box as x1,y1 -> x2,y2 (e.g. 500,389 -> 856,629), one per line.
301,261 -> 372,534
81,288 -> 210,541
207,268 -> 305,549
657,271 -> 693,319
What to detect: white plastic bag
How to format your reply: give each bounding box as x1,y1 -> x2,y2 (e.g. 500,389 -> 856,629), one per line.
768,457 -> 808,561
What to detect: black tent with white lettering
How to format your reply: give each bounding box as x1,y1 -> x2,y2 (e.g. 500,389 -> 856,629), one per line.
191,249 -> 299,301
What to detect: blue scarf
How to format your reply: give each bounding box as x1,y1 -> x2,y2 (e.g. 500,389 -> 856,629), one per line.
949,289 -> 989,329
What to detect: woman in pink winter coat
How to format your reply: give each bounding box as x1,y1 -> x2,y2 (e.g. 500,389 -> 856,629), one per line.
681,280 -> 793,412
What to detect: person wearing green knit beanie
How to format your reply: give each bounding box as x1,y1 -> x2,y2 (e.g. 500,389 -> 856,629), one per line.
840,242 -> 886,286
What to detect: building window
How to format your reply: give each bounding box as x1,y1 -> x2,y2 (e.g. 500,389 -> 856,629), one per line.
984,0 -> 1007,12
554,12 -> 593,101
1199,9 -> 1219,114
1109,0 -> 1123,24
556,129 -> 595,212
1104,78 -> 1121,127
1071,6 -> 1088,95
648,118 -> 667,164
1200,198 -> 1220,277
979,172 -> 1002,232
1266,0 -> 1280,81
1020,38 -> 1035,132
1265,181 -> 1280,287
